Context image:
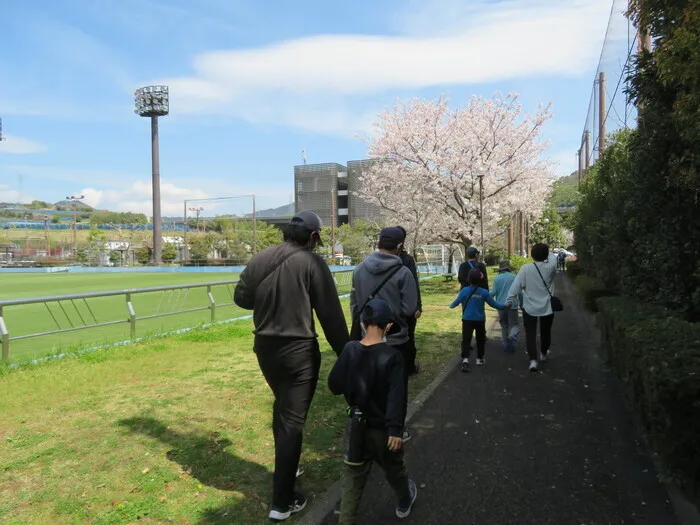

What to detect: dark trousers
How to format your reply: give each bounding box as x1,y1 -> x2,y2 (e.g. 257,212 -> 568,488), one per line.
461,320 -> 486,359
391,340 -> 411,418
254,336 -> 321,509
406,315 -> 418,373
339,428 -> 411,525
521,310 -> 555,360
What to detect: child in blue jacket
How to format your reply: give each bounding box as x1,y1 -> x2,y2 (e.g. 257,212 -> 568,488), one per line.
450,269 -> 507,372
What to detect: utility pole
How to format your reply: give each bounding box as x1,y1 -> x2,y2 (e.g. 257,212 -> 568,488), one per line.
598,72 -> 606,155
330,188 -> 336,263
66,194 -> 85,257
252,195 -> 257,254
577,149 -> 583,188
183,201 -> 188,263
478,171 -> 485,262
43,215 -> 50,256
584,130 -> 591,172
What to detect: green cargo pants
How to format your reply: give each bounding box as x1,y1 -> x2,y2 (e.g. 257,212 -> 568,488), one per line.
339,428 -> 411,525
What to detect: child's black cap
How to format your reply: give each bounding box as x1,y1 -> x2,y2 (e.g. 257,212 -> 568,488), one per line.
361,298 -> 395,325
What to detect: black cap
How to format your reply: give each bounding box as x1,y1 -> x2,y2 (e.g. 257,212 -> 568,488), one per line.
290,210 -> 323,246
360,298 -> 395,325
378,227 -> 404,246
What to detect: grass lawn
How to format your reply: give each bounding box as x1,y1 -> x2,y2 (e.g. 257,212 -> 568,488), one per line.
0,273 -> 243,364
0,279 -> 484,525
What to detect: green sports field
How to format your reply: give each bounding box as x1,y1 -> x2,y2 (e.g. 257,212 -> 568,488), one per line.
0,272 -> 243,364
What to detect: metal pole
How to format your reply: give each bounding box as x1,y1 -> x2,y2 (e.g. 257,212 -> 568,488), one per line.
252,195 -> 257,254
599,71 -> 606,155
478,174 -> 484,262
183,200 -> 188,263
151,116 -> 162,265
73,203 -> 77,256
584,130 -> 591,171
578,149 -> 583,187
331,188 -> 336,263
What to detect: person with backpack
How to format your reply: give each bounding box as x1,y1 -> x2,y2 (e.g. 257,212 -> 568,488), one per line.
450,269 -> 508,372
458,246 -> 489,290
329,298 -> 418,524
506,243 -> 559,372
234,210 -> 349,522
350,226 -> 418,442
395,226 -> 422,375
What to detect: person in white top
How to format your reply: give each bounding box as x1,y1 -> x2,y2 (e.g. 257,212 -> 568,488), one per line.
506,243 -> 558,372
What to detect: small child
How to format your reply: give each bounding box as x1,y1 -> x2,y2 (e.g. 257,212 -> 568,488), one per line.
490,260 -> 521,353
328,298 -> 418,524
450,269 -> 508,372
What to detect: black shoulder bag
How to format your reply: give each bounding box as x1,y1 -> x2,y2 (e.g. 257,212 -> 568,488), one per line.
234,247 -> 305,309
350,266 -> 403,340
533,263 -> 564,312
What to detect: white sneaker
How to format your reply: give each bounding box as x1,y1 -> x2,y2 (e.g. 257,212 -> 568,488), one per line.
540,351 -> 549,362
460,358 -> 470,373
476,358 -> 486,365
529,360 -> 538,372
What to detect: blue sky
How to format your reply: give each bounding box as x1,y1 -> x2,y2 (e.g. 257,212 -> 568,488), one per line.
0,0 -> 621,217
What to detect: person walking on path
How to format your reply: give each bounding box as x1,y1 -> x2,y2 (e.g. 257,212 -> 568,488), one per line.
557,250 -> 567,271
458,246 -> 489,290
350,226 -> 418,442
234,210 -> 349,522
491,260 -> 520,353
451,269 -> 507,372
506,242 -> 558,372
396,226 -> 422,375
328,298 -> 418,524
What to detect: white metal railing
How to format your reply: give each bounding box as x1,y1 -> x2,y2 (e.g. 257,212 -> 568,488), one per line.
0,269 -> 354,362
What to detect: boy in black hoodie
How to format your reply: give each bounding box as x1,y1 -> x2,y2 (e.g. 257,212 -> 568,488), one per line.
329,298 -> 418,524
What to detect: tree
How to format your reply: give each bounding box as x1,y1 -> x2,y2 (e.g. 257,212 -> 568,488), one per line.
357,94 -> 555,250
529,204 -> 566,247
136,245 -> 152,265
161,242 -> 178,264
84,228 -> 108,265
109,250 -> 122,265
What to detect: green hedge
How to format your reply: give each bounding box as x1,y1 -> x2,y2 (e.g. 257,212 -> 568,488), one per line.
574,275 -> 614,312
596,296 -> 700,499
566,260 -> 583,279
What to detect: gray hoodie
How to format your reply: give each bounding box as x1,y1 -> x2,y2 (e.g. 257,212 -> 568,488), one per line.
350,251 -> 418,346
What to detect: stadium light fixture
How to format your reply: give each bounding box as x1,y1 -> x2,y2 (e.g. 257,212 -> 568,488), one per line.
134,85 -> 169,264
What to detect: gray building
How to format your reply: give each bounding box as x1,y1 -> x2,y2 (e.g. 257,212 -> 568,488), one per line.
294,160 -> 382,227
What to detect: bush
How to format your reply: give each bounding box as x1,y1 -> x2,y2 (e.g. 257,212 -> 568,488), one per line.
508,256 -> 531,273
574,275 -> 614,311
596,296 -> 700,500
566,260 -> 583,279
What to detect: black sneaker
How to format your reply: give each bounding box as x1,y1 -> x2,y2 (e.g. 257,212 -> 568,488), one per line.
402,429 -> 412,443
460,358 -> 470,373
396,479 -> 418,518
409,362 -> 421,375
268,493 -> 307,522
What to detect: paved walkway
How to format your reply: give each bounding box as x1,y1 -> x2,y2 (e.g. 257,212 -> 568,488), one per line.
320,274 -> 680,525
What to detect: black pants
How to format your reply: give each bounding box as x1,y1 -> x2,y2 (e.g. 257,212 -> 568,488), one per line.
406,315 -> 418,373
521,310 -> 554,360
255,336 -> 321,509
461,320 -> 486,359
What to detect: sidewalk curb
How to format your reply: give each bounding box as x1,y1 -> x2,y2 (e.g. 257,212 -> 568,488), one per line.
298,355 -> 461,525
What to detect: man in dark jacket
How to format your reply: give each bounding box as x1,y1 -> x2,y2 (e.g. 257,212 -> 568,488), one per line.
234,210 -> 349,522
458,246 -> 489,290
351,226 -> 417,442
395,226 -> 422,375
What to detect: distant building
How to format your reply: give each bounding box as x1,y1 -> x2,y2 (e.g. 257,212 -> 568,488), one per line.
294,160 -> 382,227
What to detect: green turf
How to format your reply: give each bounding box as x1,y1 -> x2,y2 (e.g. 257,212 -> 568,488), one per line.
0,279 -> 473,524
0,273 -> 241,364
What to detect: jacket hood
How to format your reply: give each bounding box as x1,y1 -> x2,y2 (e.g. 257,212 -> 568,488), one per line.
364,251 -> 403,275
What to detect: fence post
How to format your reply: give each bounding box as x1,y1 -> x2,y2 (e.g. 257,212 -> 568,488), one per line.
0,305 -> 9,362
126,293 -> 136,339
207,285 -> 216,323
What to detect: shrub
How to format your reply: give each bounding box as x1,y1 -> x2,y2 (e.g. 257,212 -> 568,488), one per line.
596,296 -> 700,500
508,256 -> 531,273
566,260 -> 583,279
574,275 -> 614,311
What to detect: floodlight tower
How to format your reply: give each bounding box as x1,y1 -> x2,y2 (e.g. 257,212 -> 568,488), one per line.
134,85 -> 169,264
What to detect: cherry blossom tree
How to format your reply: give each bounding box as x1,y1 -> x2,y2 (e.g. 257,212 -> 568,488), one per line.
357,94 -> 555,250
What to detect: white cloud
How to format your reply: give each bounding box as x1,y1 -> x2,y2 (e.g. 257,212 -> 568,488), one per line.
0,185 -> 24,203
79,180 -> 293,217
162,0 -> 612,134
546,150 -> 580,178
0,135 -> 46,154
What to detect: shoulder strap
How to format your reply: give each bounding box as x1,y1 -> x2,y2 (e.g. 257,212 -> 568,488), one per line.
259,246 -> 305,287
357,265 -> 403,314
533,263 -> 553,298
